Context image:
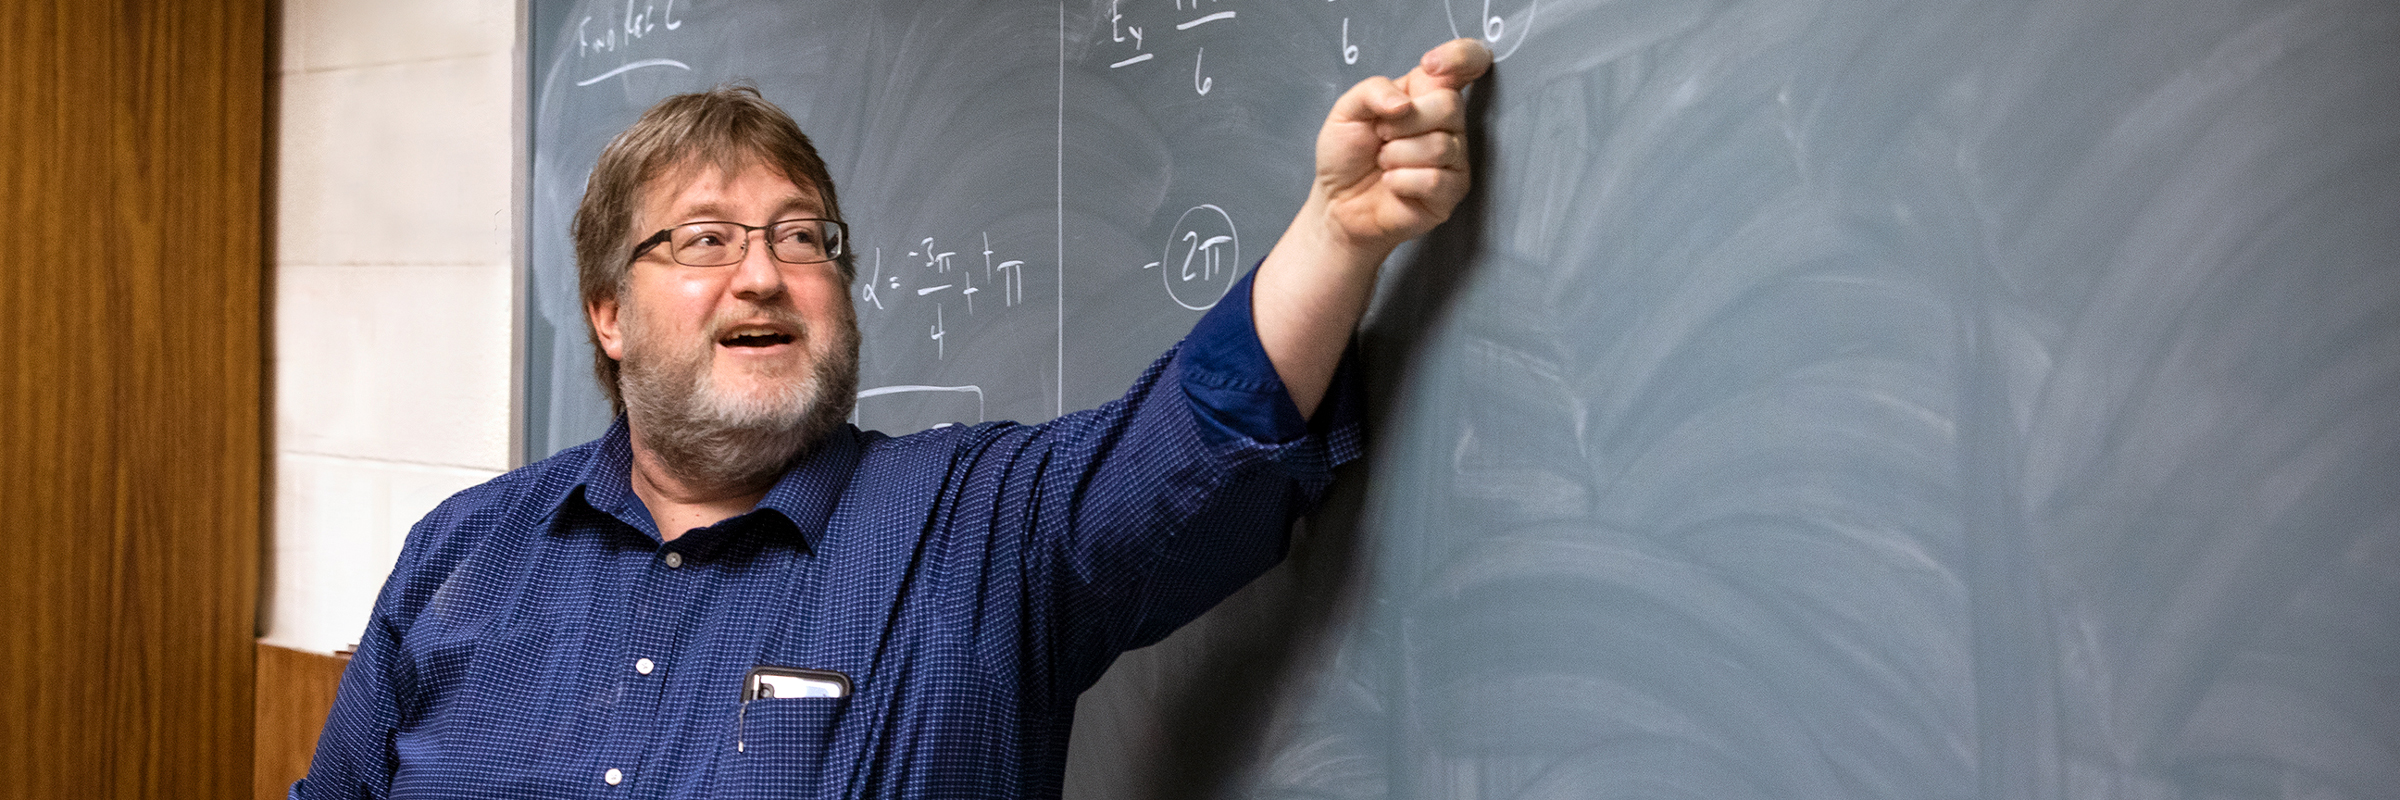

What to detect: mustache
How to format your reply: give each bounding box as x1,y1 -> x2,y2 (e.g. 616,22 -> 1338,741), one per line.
704,301 -> 810,342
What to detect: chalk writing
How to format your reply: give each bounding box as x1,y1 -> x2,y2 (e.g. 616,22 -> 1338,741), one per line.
860,232 -> 1034,359
984,233 -> 1025,308
996,260 -> 1026,306
1100,0 -> 1241,95
574,0 -> 693,85
915,238 -> 957,273
1111,0 -> 1146,50
853,385 -> 988,427
1177,10 -> 1237,29
929,304 -> 946,359
1443,0 -> 1535,61
1152,204 -> 1240,311
860,248 -> 886,310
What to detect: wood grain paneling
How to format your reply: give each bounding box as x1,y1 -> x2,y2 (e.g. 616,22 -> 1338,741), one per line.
0,1 -> 267,799
253,644 -> 351,800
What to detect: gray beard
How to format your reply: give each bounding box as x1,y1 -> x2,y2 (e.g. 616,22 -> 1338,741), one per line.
618,311 -> 859,495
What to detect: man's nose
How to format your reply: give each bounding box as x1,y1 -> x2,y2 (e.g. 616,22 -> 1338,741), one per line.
727,229 -> 787,300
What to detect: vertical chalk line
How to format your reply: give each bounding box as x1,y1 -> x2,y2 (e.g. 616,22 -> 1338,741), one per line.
1056,0 -> 1067,417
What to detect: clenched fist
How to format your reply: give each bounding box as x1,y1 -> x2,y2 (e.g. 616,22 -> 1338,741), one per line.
1253,38 -> 1494,418
1312,38 -> 1494,254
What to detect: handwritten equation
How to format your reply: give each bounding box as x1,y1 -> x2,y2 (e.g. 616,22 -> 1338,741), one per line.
1104,0 -> 1246,94
573,0 -> 694,86
1139,205 -> 1241,311
859,232 -> 1032,360
1102,0 -> 1536,90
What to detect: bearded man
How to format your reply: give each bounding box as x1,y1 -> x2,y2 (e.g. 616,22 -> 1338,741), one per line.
296,38 -> 1491,800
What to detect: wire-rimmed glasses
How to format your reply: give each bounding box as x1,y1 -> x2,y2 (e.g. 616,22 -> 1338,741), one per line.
628,218 -> 847,266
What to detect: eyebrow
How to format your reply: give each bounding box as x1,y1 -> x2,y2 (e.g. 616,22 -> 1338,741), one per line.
674,195 -> 825,224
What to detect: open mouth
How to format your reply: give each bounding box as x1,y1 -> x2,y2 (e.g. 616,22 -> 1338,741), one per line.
718,327 -> 796,348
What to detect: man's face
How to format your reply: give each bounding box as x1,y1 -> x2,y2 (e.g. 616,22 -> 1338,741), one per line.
587,160 -> 858,481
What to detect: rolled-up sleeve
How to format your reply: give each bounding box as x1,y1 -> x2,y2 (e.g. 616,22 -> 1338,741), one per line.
1178,263 -> 1366,467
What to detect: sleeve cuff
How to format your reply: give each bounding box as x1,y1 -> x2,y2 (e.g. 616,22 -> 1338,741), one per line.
1178,262 -> 1365,459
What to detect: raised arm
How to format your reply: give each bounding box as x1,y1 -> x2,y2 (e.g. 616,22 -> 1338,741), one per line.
1253,38 -> 1492,418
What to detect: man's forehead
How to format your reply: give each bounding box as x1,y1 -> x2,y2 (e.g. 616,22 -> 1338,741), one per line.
641,159 -> 824,221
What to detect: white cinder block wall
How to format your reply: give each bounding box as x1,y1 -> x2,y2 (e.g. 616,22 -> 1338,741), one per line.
267,0 -> 521,653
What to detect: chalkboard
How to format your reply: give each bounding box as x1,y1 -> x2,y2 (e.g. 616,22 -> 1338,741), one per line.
525,1 -> 2400,797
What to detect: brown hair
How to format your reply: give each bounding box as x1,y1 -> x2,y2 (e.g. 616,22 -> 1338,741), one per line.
570,84 -> 854,413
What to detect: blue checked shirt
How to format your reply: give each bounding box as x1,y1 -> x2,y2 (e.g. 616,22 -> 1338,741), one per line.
295,269 -> 1362,800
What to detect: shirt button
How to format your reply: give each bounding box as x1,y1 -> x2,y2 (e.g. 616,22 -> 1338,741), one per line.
664,552 -> 683,569
604,767 -> 623,786
635,657 -> 655,676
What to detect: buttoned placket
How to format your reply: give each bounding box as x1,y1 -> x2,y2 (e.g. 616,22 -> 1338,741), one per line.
593,533 -> 699,796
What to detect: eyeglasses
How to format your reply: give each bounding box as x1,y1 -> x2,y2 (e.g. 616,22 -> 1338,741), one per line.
629,218 -> 848,267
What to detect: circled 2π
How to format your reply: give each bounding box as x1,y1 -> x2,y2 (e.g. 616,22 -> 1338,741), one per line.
1161,204 -> 1239,311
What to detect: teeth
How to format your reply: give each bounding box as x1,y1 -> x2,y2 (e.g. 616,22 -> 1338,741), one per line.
719,325 -> 794,346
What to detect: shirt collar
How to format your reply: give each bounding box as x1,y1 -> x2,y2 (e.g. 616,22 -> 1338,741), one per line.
561,416 -> 862,553
753,422 -> 862,551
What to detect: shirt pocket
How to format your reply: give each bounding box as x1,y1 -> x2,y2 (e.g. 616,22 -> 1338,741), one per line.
718,696 -> 847,797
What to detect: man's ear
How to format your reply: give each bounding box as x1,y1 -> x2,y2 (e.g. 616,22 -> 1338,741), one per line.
588,295 -> 627,360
